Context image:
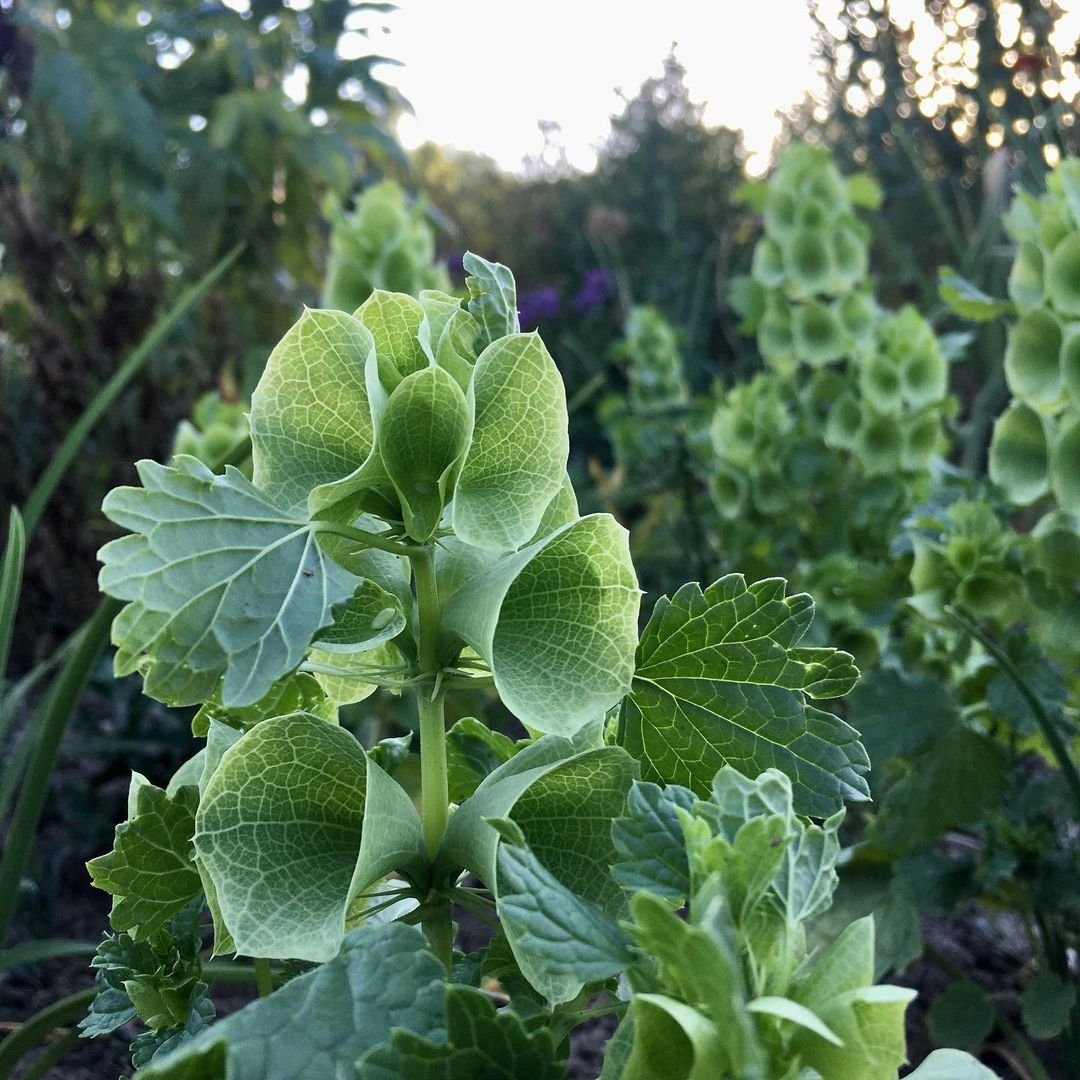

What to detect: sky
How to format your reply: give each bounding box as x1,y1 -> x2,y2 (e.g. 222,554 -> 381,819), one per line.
348,0 -> 825,176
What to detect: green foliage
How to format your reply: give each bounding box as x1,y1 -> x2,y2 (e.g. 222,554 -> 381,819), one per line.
496,767 -> 976,1080
82,253 -> 888,1078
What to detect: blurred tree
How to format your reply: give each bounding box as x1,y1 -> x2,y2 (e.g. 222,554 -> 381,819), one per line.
0,0 -> 403,648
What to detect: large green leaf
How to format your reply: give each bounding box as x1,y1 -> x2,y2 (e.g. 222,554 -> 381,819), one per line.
360,983 -> 564,1079
99,457 -> 356,707
378,365 -> 471,540
611,781 -> 696,901
137,924 -> 446,1080
619,576 -> 868,817
442,515 -> 640,735
87,781 -> 201,941
436,732 -> 637,1001
453,333 -> 569,551
494,838 -> 635,1000
249,309 -> 376,517
194,713 -> 425,961
463,252 -> 519,350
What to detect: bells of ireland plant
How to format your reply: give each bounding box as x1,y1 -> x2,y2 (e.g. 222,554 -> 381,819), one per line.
988,402 -> 1051,506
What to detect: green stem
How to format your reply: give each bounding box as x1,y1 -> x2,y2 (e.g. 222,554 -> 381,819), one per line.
0,507 -> 25,691
254,957 -> 274,998
314,520 -> 421,559
945,605 -> 1080,819
0,597 -> 122,945
410,543 -> 452,969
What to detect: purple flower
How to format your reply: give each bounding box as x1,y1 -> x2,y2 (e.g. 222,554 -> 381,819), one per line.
574,267 -> 613,312
518,286 -> 561,330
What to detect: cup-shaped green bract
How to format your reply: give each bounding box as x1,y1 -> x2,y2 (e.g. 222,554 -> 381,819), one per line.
837,291 -> 876,345
1047,232 -> 1080,317
1008,240 -> 1045,308
909,537 -> 950,595
956,570 -> 1024,623
1032,510 -> 1080,583
1062,324 -> 1080,407
764,188 -> 798,238
830,223 -> 869,289
1039,200 -> 1073,252
855,409 -> 903,476
758,303 -> 796,372
824,392 -> 863,451
988,401 -> 1051,506
751,464 -> 790,514
711,463 -> 749,520
901,338 -> 948,409
859,352 -> 903,414
1050,414 -> 1080,513
797,197 -> 831,230
784,228 -> 835,297
751,237 -> 787,288
452,332 -> 569,552
377,365 -> 471,541
441,515 -> 640,736
805,368 -> 848,412
792,301 -> 846,366
1005,307 -> 1064,409
902,411 -> 941,471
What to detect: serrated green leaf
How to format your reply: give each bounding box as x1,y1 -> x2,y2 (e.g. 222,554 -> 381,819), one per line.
494,841 -> 634,1001
194,713 -> 425,961
379,365 -> 471,540
445,717 -> 522,802
360,984 -> 563,1079
99,458 -> 356,707
927,980 -> 994,1050
442,515 -> 639,735
611,781 -> 696,900
463,252 -> 519,349
88,783 -> 201,940
905,1049 -> 1001,1078
938,269 -> 1014,323
249,308 -> 376,517
619,576 -> 868,817
355,288 -> 428,390
1021,971 -> 1076,1040
192,672 -> 334,737
453,333 -> 569,551
138,924 -> 446,1080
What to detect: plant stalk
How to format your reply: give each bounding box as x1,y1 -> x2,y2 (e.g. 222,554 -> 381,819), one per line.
410,543 -> 452,969
945,605 -> 1080,819
254,957 -> 274,998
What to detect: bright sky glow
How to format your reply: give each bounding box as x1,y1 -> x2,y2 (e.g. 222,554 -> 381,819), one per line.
364,0 -> 824,176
